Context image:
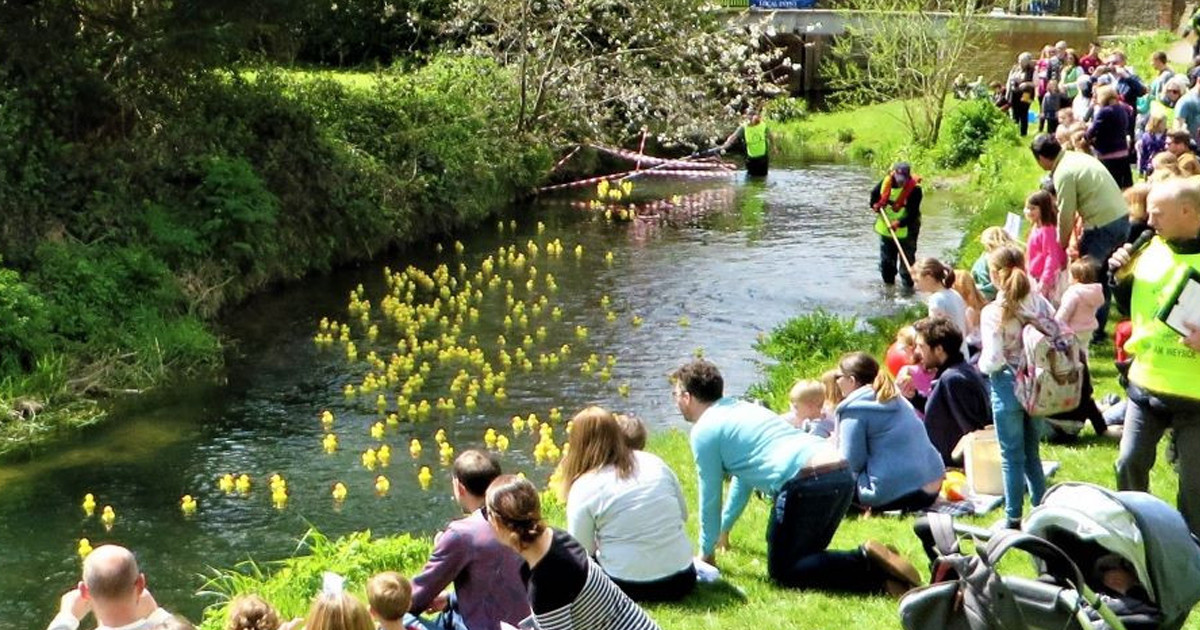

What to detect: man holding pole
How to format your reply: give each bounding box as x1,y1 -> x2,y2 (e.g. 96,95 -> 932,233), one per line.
720,112 -> 770,177
869,162 -> 923,289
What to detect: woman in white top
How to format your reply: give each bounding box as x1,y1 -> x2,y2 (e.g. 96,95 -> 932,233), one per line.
978,246 -> 1055,530
915,258 -> 971,357
560,406 -> 695,602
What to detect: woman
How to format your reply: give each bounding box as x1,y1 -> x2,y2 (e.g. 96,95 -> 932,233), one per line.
1136,113 -> 1169,178
914,258 -> 970,356
559,407 -> 695,602
978,246 -> 1055,529
835,352 -> 945,513
486,475 -> 661,630
1007,52 -> 1037,136
1062,50 -> 1083,100
1086,84 -> 1134,189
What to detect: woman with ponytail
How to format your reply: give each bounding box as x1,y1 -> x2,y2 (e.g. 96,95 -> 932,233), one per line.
485,475 -> 661,630
834,352 -> 945,513
915,258 -> 970,356
978,246 -> 1058,529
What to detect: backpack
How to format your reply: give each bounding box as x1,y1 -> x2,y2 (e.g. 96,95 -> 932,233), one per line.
1014,313 -> 1084,417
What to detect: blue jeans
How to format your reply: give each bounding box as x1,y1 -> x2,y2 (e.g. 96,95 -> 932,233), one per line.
1078,215 -> 1129,338
412,594 -> 470,630
766,465 -> 884,593
990,369 -> 1046,521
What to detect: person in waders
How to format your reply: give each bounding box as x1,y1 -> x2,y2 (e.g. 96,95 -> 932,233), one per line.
720,113 -> 769,177
869,162 -> 923,289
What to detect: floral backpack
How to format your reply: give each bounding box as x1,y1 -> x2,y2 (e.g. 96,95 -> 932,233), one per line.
1014,313 -> 1084,417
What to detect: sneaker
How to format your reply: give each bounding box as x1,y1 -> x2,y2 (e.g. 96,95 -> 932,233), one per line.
862,540 -> 921,591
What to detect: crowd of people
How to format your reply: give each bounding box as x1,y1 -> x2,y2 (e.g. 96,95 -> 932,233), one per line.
44,38 -> 1200,630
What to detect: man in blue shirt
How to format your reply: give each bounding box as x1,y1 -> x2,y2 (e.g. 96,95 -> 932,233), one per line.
1175,76 -> 1200,140
671,358 -> 922,596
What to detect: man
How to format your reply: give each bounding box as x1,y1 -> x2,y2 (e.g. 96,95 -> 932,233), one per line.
1173,75 -> 1200,138
907,317 -> 993,467
720,112 -> 769,177
409,450 -> 530,630
1079,42 -> 1102,75
672,358 -> 920,595
1031,134 -> 1129,339
1167,130 -> 1200,174
1110,178 -> 1200,536
47,545 -> 174,630
1147,51 -> 1175,103
868,162 -> 923,289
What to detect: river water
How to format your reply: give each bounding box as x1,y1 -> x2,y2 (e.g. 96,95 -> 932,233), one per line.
0,164 -> 967,626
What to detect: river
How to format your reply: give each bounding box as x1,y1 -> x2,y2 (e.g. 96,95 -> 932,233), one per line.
0,163 -> 967,626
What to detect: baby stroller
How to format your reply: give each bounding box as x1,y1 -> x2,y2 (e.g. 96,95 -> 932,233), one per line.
900,482 -> 1200,630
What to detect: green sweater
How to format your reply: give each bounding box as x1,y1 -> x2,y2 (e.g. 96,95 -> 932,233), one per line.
1051,150 -> 1129,248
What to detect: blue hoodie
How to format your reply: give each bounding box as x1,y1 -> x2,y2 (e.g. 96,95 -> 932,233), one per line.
836,385 -> 946,507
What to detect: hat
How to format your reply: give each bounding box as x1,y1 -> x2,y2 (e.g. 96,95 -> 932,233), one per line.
893,162 -> 912,176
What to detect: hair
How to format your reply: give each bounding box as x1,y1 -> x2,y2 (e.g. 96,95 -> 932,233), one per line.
913,317 -> 964,359
83,546 -> 140,602
915,258 -> 956,289
1183,156 -> 1200,177
1152,50 -> 1168,64
366,572 -> 413,622
1066,50 -> 1078,66
227,595 -> 280,630
1070,256 -> 1100,284
452,449 -> 502,498
1124,182 -> 1152,221
1096,84 -> 1119,106
558,406 -> 635,499
953,269 -> 986,312
485,475 -> 547,548
1150,154 -> 1182,181
305,592 -> 374,630
1168,129 -> 1192,146
1071,129 -> 1091,154
838,352 -> 898,403
788,379 -> 825,410
1167,76 -> 1191,94
980,226 -> 1019,252
1025,190 -> 1058,226
670,358 -> 723,403
156,616 -> 197,630
1056,108 -> 1075,125
988,246 -> 1032,322
820,369 -> 844,412
1054,126 -> 1074,149
614,413 -> 647,450
1030,134 -> 1062,161
1146,112 -> 1168,135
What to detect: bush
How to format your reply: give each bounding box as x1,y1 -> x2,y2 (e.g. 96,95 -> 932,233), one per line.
837,127 -> 855,144
936,98 -> 1012,168
764,97 -> 808,123
0,260 -> 52,379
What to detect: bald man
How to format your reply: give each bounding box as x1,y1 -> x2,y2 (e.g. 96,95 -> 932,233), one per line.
47,545 -> 173,630
1110,178 -> 1200,537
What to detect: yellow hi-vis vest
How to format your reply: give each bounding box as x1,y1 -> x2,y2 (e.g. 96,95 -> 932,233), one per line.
1126,238 -> 1200,400
744,122 -> 767,158
874,182 -> 909,239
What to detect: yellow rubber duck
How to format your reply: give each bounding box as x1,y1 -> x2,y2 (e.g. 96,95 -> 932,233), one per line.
618,382 -> 631,397
371,422 -> 385,440
679,316 -> 691,327
332,482 -> 348,502
484,428 -> 497,449
375,475 -> 391,496
362,448 -> 378,470
605,311 -> 617,323
219,473 -> 236,493
496,435 -> 510,452
632,315 -> 643,327
410,438 -> 422,458
321,410 -> 334,427
82,493 -> 96,517
418,466 -> 433,490
378,444 -> 392,467
236,474 -> 251,495
101,505 -> 116,529
272,487 -> 288,510
78,538 -> 93,560
575,326 -> 588,339
511,415 -> 525,434
439,442 -> 454,464
323,433 -> 338,453
574,245 -> 584,258
604,251 -> 614,265
270,474 -> 286,493
180,495 -> 197,515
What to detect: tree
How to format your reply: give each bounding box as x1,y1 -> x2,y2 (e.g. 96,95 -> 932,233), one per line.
445,0 -> 787,146
822,0 -> 991,146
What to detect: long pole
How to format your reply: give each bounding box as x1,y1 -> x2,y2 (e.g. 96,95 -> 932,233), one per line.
873,206 -> 915,277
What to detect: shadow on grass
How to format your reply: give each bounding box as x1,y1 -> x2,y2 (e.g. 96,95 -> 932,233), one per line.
665,579 -> 749,612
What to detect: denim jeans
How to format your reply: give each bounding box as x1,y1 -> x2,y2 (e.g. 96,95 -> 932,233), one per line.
766,465 -> 884,593
1078,215 -> 1129,338
879,234 -> 918,287
1117,385 -> 1200,537
990,368 -> 1047,521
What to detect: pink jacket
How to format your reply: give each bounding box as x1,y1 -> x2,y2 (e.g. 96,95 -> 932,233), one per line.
1056,282 -> 1104,336
1027,225 -> 1067,299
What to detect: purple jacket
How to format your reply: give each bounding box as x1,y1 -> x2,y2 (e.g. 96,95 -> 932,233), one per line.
409,509 -> 531,630
1087,104 -> 1131,156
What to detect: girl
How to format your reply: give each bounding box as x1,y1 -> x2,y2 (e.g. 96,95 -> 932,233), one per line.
952,270 -> 987,358
1136,113 -> 1168,178
978,246 -> 1055,529
1056,257 -> 1105,358
914,258 -> 970,357
305,592 -> 373,630
1024,190 -> 1068,304
972,227 -> 1021,301
227,596 -> 281,630
559,407 -> 694,602
1123,182 -> 1154,244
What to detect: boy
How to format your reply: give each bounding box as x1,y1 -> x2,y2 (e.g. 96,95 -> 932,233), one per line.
785,379 -> 835,439
368,572 -> 424,630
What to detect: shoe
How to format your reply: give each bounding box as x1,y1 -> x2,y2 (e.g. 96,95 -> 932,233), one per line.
1005,517 -> 1022,531
862,540 -> 921,591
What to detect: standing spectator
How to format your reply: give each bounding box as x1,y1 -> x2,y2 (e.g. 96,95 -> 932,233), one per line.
1073,74 -> 1094,122
559,407 -> 695,602
1146,51 -> 1176,105
46,545 -> 174,630
1062,50 -> 1083,100
1079,42 -> 1102,75
1008,53 -> 1037,136
1136,113 -> 1169,178
1086,85 -> 1135,189
408,450 -> 530,630
978,247 -> 1056,530
869,162 -> 923,289
1031,134 -> 1130,340
671,358 -> 922,595
1110,178 -> 1200,536
1025,190 -> 1069,303
1036,45 -> 1054,100
1173,76 -> 1200,138
1041,80 -> 1064,134
1187,57 -> 1200,92
1056,256 -> 1105,358
909,317 -> 993,467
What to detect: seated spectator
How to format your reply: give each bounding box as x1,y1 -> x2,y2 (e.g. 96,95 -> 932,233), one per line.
306,591 -> 374,630
820,368 -> 845,420
485,475 -> 662,630
408,450 -> 530,630
560,407 -> 695,602
886,326 -> 936,419
367,572 -> 424,630
227,595 -> 294,630
835,352 -> 946,512
906,317 -> 993,467
614,413 -> 647,450
47,544 -> 174,630
1166,130 -> 1200,175
783,379 -> 836,438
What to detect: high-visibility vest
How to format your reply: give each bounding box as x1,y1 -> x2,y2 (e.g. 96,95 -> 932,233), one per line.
872,176 -> 917,239
744,122 -> 767,158
1126,238 -> 1200,400
1150,98 -> 1176,129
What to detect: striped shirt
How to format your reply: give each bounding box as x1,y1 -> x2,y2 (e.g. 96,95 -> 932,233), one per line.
530,530 -> 660,630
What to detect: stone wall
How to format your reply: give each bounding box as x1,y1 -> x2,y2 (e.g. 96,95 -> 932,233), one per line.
1095,0 -> 1184,34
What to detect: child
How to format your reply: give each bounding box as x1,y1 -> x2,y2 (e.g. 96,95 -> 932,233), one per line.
972,227 -> 1021,300
1124,183 -> 1154,244
889,326 -> 936,418
1136,113 -> 1168,178
785,379 -> 835,438
227,595 -> 281,630
914,258 -> 971,357
1024,190 -> 1068,305
1040,80 -> 1063,134
952,269 -> 986,358
1056,257 -> 1105,359
367,572 -> 424,630
1149,152 -> 1181,181
614,413 -> 647,450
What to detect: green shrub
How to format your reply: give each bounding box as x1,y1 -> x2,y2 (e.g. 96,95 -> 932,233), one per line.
192,155 -> 280,276
837,127 -> 855,144
764,97 -> 808,123
936,98 -> 1012,168
0,259 -> 52,378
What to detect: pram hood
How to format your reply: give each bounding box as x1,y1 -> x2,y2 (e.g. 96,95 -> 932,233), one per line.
1024,483 -> 1200,630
